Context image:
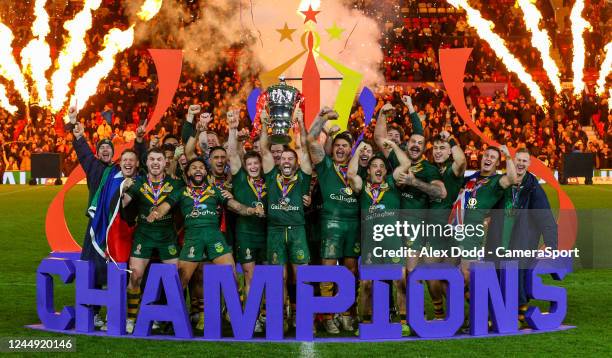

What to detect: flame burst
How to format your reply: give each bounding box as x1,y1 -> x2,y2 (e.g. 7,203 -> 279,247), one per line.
0,0 -> 161,115
517,0 -> 561,93
569,0 -> 592,97
20,0 -> 52,106
596,42 -> 612,96
70,27 -> 135,112
0,23 -> 30,104
137,0 -> 163,21
50,0 -> 102,113
0,84 -> 18,114
446,0 -> 546,107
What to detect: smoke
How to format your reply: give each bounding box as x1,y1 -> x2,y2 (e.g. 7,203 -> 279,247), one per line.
126,0 -> 383,106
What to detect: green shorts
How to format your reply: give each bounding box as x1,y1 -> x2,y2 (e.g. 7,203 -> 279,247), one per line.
320,218 -> 360,259
132,228 -> 178,261
267,225 -> 310,265
236,232 -> 267,264
180,227 -> 232,262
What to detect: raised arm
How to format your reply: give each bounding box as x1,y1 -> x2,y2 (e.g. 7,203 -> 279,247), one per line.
226,109 -> 242,175
374,103 -> 394,157
386,139 -> 410,180
323,125 -> 340,156
499,145 -> 517,189
306,107 -> 335,165
259,110 -> 275,174
441,130 -> 467,177
295,107 -> 312,175
347,141 -> 365,194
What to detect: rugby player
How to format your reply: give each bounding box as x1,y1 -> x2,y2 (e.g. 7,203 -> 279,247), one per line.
427,130 -> 467,319
146,156 -> 264,331
450,145 -> 516,329
374,98 -> 446,332
120,147 -> 184,333
347,140 -> 411,333
260,108 -> 312,331
307,107 -> 360,333
227,110 -> 268,302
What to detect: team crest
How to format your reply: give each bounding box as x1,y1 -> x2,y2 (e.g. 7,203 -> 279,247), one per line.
168,245 -> 177,256
328,244 -> 335,256
297,249 -> 305,260
214,242 -> 224,253
354,242 -> 360,254
272,252 -> 278,264
134,244 -> 142,255
245,248 -> 252,260
467,197 -> 478,209
188,246 -> 195,258
392,256 -> 400,263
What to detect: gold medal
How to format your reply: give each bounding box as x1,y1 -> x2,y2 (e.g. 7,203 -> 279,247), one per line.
344,187 -> 353,196
255,201 -> 264,209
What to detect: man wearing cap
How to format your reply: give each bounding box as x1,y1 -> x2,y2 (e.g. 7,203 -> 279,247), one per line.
70,107 -> 116,329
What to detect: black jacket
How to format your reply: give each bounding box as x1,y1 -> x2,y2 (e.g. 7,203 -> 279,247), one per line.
486,172 -> 558,262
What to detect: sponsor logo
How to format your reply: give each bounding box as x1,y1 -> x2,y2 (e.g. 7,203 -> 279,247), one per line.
329,193 -> 358,203
168,245 -> 177,256
270,203 -> 300,211
214,242 -> 224,253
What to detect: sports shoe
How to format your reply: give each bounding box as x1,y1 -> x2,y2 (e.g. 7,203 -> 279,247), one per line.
339,315 -> 354,331
126,319 -> 135,334
94,313 -> 105,328
254,317 -> 264,333
401,323 -> 411,336
152,321 -> 161,331
323,319 -> 340,334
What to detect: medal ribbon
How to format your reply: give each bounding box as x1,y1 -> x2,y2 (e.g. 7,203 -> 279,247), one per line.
276,173 -> 297,199
190,184 -> 213,209
365,182 -> 386,206
147,176 -> 165,205
333,162 -> 349,187
248,177 -> 266,201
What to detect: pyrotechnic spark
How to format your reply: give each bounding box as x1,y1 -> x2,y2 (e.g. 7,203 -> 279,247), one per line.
50,0 -> 102,113
70,26 -> 135,112
0,84 -> 18,114
447,0 -> 546,107
137,0 -> 163,21
0,23 -> 30,103
517,0 -> 561,93
20,0 -> 52,106
570,0 -> 592,97
595,42 -> 612,96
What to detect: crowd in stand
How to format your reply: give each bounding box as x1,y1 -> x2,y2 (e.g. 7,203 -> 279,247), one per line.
0,0 -> 610,179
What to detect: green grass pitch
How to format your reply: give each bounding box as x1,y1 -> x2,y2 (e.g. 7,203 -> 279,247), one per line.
0,184 -> 611,356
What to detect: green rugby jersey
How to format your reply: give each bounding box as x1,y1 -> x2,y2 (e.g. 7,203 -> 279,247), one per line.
462,173 -> 506,225
358,175 -> 401,213
388,151 -> 442,210
265,167 -> 311,227
430,161 -> 463,210
232,168 -> 267,234
315,156 -> 359,221
127,176 -> 184,230
170,183 -> 227,229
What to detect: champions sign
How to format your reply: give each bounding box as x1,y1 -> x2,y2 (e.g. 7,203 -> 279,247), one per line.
34,258 -> 571,340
